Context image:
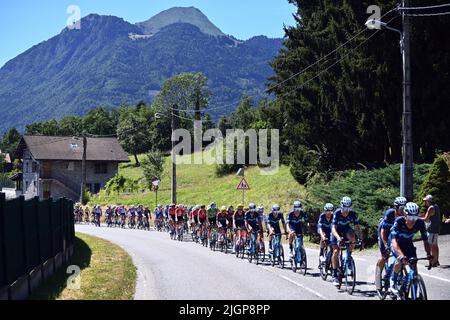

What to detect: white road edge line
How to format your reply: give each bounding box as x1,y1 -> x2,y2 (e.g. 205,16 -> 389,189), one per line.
262,267 -> 327,300
420,273 -> 450,283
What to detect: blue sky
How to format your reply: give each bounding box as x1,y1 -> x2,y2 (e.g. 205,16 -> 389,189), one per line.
0,0 -> 297,67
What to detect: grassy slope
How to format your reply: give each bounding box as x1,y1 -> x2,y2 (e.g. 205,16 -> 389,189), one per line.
95,151 -> 306,213
30,232 -> 136,300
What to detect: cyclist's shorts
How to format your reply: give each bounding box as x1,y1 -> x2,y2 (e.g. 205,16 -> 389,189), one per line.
391,241 -> 417,259
330,228 -> 353,245
209,217 -> 216,226
177,215 -> 184,222
199,217 -> 206,225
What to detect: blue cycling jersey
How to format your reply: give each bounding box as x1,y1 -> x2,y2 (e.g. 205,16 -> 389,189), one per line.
379,208 -> 396,231
332,208 -> 359,233
286,210 -> 308,234
389,216 -> 427,244
267,212 -> 285,233
317,211 -> 333,234
244,211 -> 260,231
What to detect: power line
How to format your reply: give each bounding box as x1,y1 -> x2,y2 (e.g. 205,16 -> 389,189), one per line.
403,11 -> 450,16
397,3 -> 450,10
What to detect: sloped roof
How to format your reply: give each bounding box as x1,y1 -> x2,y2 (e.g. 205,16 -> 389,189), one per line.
14,135 -> 130,162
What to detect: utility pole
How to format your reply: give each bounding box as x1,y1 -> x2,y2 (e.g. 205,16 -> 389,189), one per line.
80,135 -> 87,204
401,0 -> 414,200
171,107 -> 177,204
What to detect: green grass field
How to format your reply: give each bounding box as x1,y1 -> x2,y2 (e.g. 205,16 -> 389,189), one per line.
94,151 -> 305,213
29,233 -> 136,300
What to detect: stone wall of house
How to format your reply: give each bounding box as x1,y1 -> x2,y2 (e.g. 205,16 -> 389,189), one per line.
50,160 -> 119,197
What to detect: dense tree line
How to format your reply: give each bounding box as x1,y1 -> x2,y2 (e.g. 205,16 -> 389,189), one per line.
261,0 -> 450,183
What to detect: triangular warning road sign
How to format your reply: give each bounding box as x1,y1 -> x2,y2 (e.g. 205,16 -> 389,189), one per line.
237,178 -> 251,190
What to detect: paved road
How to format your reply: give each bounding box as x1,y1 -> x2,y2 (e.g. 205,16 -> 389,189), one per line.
76,225 -> 450,300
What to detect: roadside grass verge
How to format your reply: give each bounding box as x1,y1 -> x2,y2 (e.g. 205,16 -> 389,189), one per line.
29,232 -> 136,300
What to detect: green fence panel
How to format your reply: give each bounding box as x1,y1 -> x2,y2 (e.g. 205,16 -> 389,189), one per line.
51,200 -> 62,255
3,197 -> 26,284
38,199 -> 52,262
0,193 -> 6,286
23,197 -> 41,272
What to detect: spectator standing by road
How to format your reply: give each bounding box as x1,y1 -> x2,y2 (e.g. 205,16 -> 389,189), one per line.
421,195 -> 441,267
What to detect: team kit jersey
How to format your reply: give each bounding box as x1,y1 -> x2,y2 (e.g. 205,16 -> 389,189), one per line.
267,212 -> 285,234
286,210 -> 308,235
234,211 -> 245,228
377,208 -> 397,253
389,216 -> 428,259
244,211 -> 260,232
330,208 -> 359,244
317,211 -> 333,236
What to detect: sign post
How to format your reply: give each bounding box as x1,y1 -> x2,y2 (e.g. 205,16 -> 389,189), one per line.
151,177 -> 160,207
237,177 -> 250,205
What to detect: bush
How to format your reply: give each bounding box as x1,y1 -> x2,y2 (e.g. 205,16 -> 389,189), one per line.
416,154 -> 450,219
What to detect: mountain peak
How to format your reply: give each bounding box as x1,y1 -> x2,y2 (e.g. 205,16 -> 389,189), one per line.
136,6 -> 225,37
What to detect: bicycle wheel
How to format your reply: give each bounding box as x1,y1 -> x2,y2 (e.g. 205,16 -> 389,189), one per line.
375,264 -> 389,300
301,247 -> 307,276
344,257 -> 356,295
319,256 -> 328,281
409,275 -> 428,300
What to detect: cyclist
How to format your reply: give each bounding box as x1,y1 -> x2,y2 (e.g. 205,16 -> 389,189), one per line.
318,203 -> 334,260
163,205 -> 170,222
244,203 -> 263,249
206,202 -> 218,239
286,200 -> 309,260
153,204 -> 162,230
198,205 -> 208,239
388,202 -> 432,294
377,197 -> 407,272
128,205 -> 137,228
119,205 -> 126,227
258,206 -> 269,236
267,204 -> 287,252
137,204 -> 144,228
175,204 -> 185,234
233,204 -> 246,238
331,196 -> 362,286
190,205 -> 199,228
226,205 -> 235,242
217,206 -> 229,241
94,205 -> 102,227
105,205 -> 112,226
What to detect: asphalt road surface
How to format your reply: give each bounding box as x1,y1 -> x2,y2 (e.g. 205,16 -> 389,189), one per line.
76,224 -> 450,300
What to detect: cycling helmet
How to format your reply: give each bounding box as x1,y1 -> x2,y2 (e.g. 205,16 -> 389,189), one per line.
324,203 -> 334,211
293,200 -> 302,211
404,202 -> 419,216
249,203 -> 256,211
210,202 -> 216,208
237,204 -> 244,209
340,196 -> 352,208
157,204 -> 162,208
169,203 -> 175,208
221,205 -> 227,212
201,204 -> 206,209
257,206 -> 264,213
394,196 -> 407,207
272,204 -> 280,211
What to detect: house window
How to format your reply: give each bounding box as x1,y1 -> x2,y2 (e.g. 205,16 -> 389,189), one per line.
94,163 -> 107,174
67,162 -> 74,171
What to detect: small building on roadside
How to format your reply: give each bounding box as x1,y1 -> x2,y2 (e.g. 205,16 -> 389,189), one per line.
12,135 -> 130,201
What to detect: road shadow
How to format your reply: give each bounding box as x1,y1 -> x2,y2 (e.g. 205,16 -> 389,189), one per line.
29,236 -> 92,300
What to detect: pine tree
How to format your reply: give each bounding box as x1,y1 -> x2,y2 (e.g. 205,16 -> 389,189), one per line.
416,155 -> 450,218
